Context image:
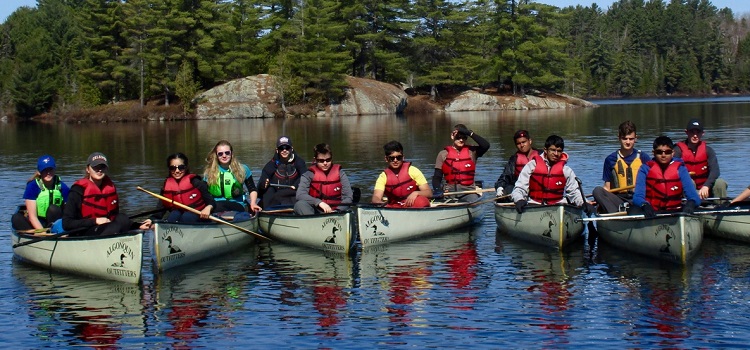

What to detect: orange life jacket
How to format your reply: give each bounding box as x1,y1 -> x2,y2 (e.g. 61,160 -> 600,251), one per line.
161,174 -> 207,211
74,176 -> 118,220
528,154 -> 567,204
441,146 -> 475,186
645,160 -> 684,211
384,162 -> 419,204
309,164 -> 343,208
676,141 -> 709,188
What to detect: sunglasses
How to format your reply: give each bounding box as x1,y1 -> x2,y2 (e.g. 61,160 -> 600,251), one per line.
169,165 -> 187,172
654,149 -> 673,155
278,145 -> 292,151
91,165 -> 107,172
316,157 -> 332,163
387,155 -> 404,162
217,151 -> 232,157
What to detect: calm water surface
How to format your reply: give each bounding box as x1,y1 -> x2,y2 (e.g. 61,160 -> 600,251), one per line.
3,98 -> 750,347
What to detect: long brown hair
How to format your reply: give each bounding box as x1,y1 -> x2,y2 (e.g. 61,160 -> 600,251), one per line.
204,140 -> 246,186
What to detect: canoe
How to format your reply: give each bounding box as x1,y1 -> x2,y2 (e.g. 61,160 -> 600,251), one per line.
356,200 -> 484,248
258,210 -> 355,254
151,215 -> 259,272
595,212 -> 703,264
11,229 -> 144,284
494,203 -> 584,249
699,202 -> 750,243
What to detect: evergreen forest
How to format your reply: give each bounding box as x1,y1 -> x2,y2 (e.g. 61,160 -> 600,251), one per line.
1,0 -> 749,118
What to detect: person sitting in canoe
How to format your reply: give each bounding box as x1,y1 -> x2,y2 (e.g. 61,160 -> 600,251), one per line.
257,136 -> 307,209
432,123 -> 490,202
62,152 -> 149,236
11,155 -> 70,231
631,136 -> 701,218
203,140 -> 261,213
510,135 -> 585,213
371,140 -> 433,208
673,118 -> 727,200
140,153 -> 215,227
494,129 -> 539,202
590,121 -> 652,213
294,143 -> 353,214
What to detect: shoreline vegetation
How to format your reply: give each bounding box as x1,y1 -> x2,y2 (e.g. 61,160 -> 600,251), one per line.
1,0 -> 749,122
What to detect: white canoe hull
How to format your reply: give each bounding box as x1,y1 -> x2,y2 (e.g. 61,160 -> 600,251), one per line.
12,230 -> 144,284
597,213 -> 703,264
356,202 -> 484,248
495,203 -> 584,249
258,211 -> 355,254
700,204 -> 750,243
152,217 -> 258,272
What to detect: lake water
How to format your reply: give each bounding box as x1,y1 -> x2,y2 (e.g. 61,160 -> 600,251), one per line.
3,97 -> 750,347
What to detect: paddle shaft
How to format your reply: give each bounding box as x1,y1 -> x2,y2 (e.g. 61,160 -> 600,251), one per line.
137,187 -> 269,241
585,184 -> 635,198
13,208 -> 169,248
440,188 -> 495,197
270,184 -> 295,189
577,212 -> 686,222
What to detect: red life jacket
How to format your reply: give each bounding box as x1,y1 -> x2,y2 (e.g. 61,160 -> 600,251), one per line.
384,162 -> 419,204
441,146 -> 476,185
645,160 -> 684,211
309,164 -> 343,208
514,150 -> 539,177
161,174 -> 207,211
676,141 -> 708,188
528,153 -> 567,204
74,176 -> 119,220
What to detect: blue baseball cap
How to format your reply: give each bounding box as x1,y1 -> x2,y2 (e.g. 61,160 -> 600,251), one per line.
37,155 -> 56,172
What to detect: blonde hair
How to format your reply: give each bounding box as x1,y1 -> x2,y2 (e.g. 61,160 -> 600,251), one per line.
27,171 -> 41,183
204,140 -> 246,186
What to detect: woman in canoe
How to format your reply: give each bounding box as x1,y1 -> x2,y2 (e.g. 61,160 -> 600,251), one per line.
257,136 -> 307,209
294,143 -> 353,214
141,153 -> 215,227
371,140 -> 433,208
11,155 -> 70,231
203,140 -> 261,213
62,152 -> 148,236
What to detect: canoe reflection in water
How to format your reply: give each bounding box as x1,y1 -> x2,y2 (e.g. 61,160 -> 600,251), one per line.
360,228 -> 477,328
257,242 -> 354,335
12,262 -> 144,348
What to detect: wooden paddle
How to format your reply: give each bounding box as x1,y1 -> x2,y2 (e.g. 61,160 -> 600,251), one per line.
137,186 -> 270,241
576,212 -> 684,222
440,188 -> 495,197
12,208 -> 169,248
585,184 -> 635,198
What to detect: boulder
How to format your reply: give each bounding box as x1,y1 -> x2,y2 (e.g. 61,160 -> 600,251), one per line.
325,77 -> 408,116
444,90 -> 596,112
195,74 -> 279,119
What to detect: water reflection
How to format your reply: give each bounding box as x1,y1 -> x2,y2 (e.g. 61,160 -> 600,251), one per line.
152,246 -> 260,348
12,263 -> 144,348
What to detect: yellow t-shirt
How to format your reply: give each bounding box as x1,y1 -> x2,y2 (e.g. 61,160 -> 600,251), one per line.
374,165 -> 428,191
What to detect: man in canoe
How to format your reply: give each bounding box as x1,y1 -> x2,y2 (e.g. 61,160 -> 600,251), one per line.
294,143 -> 354,214
590,121 -> 651,213
432,123 -> 490,202
632,136 -> 701,218
371,140 -> 433,208
510,135 -> 584,213
494,129 -> 538,202
673,118 -> 727,200
257,136 -> 308,209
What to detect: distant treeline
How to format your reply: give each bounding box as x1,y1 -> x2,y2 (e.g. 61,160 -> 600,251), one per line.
1,0 -> 748,117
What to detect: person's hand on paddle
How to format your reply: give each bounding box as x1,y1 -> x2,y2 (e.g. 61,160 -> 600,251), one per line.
514,200 -> 527,214
139,219 -> 152,230
199,205 -> 213,219
249,202 -> 262,213
682,200 -> 697,215
496,187 -> 504,197
699,186 -> 710,199
641,203 -> 656,218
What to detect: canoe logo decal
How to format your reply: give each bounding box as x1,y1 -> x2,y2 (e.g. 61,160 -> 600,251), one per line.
160,226 -> 186,263
363,214 -> 389,245
655,223 -> 675,255
106,240 -> 137,278
321,217 -> 345,251
539,211 -> 558,238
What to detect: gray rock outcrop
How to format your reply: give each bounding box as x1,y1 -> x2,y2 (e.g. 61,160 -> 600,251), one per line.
444,90 -> 596,112
195,74 -> 279,119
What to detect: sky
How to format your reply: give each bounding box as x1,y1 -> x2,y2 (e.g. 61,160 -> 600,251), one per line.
1,0 -> 749,24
